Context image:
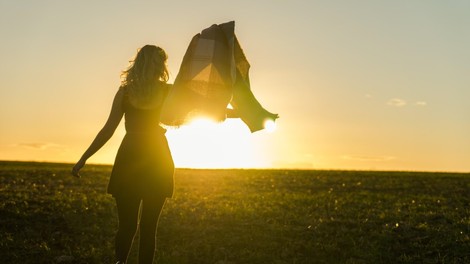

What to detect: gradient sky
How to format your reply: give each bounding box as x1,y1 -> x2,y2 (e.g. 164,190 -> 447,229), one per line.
1,1 -> 469,172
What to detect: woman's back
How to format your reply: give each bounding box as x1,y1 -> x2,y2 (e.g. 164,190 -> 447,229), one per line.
121,86 -> 167,135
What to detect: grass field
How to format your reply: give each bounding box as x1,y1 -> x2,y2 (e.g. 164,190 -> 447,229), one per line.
0,161 -> 469,264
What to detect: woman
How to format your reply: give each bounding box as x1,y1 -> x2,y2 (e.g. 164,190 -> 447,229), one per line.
72,45 -> 174,264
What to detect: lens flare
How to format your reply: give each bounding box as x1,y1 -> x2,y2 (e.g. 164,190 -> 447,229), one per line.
264,119 -> 277,133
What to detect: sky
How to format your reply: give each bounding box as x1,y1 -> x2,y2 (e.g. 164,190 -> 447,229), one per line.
0,1 -> 469,172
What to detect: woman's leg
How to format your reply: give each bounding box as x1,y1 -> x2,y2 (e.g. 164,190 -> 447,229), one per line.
138,196 -> 166,264
115,195 -> 142,263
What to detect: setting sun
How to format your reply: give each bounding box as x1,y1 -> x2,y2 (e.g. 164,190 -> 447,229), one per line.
165,118 -> 266,168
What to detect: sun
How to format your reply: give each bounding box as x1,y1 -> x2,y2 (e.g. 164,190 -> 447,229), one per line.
165,118 -> 266,168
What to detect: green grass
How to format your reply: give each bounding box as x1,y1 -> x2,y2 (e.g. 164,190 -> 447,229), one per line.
1,161 -> 469,263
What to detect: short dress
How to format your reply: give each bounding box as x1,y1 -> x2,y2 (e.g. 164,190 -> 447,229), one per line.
108,89 -> 175,199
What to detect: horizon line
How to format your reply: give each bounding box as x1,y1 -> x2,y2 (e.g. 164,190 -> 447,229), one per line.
0,159 -> 468,174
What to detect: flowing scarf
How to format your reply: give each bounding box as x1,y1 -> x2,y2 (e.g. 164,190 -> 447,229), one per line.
160,21 -> 278,132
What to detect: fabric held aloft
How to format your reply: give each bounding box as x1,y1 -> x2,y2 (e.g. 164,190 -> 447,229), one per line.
160,21 -> 278,132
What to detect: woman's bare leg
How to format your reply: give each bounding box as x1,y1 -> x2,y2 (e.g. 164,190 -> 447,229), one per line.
138,197 -> 166,264
115,196 -> 141,263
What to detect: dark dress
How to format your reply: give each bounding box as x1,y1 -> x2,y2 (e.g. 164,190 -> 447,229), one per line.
108,88 -> 175,199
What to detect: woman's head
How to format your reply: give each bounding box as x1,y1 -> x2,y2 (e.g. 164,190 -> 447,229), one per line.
121,45 -> 169,108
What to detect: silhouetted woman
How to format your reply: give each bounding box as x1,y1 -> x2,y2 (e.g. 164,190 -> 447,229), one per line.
72,45 -> 174,264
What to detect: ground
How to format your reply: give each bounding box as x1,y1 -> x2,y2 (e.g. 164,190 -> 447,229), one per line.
1,161 -> 469,263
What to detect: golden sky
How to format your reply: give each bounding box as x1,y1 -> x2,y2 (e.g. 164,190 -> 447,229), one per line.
1,1 -> 469,172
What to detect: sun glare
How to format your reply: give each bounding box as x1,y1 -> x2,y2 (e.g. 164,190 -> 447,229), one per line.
165,118 -> 265,168
263,119 -> 277,133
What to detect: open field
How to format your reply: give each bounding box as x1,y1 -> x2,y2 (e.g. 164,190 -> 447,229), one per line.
0,161 -> 469,263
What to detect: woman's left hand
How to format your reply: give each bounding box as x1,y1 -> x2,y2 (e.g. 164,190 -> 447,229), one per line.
71,159 -> 85,178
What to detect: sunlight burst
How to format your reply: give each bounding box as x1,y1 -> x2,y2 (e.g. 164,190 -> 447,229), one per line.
165,118 -> 265,168
263,119 -> 277,133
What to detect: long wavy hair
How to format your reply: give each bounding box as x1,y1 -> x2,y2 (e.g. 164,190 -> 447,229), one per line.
120,45 -> 169,108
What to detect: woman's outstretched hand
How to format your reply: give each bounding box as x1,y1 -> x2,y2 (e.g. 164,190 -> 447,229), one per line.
71,159 -> 85,178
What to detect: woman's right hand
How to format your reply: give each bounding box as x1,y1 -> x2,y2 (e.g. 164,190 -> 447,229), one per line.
71,159 -> 85,178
